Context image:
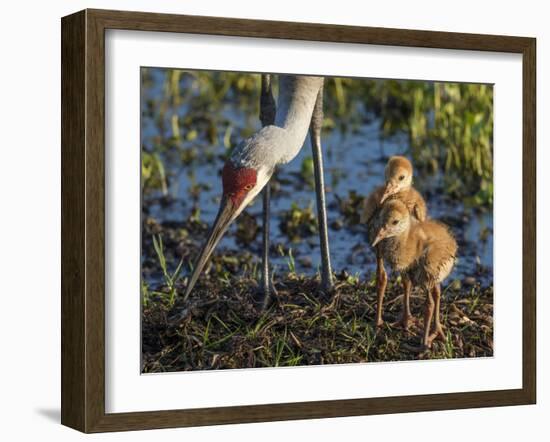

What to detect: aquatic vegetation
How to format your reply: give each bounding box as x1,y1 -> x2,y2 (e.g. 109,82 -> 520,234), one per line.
141,151 -> 168,196
235,211 -> 259,245
324,78 -> 493,205
286,248 -> 296,274
300,156 -> 315,187
336,190 -> 366,225
279,202 -> 318,242
411,83 -> 493,206
140,68 -> 493,285
142,68 -> 493,205
374,81 -> 493,205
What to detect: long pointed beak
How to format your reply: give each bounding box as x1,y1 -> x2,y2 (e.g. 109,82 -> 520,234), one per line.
380,183 -> 398,204
372,228 -> 387,247
183,196 -> 237,300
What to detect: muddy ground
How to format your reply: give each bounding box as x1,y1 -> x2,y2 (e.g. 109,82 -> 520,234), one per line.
141,218 -> 493,373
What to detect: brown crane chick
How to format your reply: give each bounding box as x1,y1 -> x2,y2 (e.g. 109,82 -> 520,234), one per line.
372,200 -> 458,350
360,156 -> 427,330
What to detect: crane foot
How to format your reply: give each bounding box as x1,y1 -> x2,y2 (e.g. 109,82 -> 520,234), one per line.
253,282 -> 278,311
318,275 -> 335,297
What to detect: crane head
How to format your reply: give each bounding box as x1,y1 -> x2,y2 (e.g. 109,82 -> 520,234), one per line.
221,162 -> 258,210
380,156 -> 413,203
183,161 -> 268,300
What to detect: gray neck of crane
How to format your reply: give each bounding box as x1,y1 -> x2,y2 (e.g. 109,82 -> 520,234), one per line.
273,75 -> 323,164
229,75 -> 323,172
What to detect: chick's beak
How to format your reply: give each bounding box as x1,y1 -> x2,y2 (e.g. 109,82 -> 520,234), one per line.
183,196 -> 237,300
372,227 -> 387,247
380,182 -> 398,204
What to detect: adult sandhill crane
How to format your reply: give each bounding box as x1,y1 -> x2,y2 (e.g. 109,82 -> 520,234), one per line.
183,74 -> 334,306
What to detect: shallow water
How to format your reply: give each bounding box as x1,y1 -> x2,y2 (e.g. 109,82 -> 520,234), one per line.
141,69 -> 493,288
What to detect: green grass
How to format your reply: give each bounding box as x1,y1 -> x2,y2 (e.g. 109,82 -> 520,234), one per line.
141,269 -> 493,372
151,234 -> 184,307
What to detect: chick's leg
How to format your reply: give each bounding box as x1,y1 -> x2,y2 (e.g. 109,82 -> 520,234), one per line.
422,287 -> 435,349
393,275 -> 417,331
375,253 -> 388,327
428,284 -> 446,343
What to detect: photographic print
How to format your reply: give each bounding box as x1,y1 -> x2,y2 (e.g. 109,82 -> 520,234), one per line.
140,69 -> 494,373
61,10 -> 535,431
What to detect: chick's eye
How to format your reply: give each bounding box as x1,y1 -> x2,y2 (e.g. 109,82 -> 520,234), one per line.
399,175 -> 405,181
243,183 -> 254,191
392,219 -> 399,225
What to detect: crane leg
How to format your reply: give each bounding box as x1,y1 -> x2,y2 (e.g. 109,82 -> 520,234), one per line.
309,84 -> 334,294
259,184 -> 275,309
258,74 -> 277,309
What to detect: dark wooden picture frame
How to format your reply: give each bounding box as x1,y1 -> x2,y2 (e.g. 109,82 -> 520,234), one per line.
61,8 -> 536,433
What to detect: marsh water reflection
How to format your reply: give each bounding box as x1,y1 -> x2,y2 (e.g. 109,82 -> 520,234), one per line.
141,69 -> 493,289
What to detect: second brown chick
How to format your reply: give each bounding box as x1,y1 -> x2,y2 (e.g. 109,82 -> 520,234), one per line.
361,156 -> 427,329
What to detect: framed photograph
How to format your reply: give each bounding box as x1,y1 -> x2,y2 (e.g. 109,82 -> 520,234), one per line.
61,9 -> 536,433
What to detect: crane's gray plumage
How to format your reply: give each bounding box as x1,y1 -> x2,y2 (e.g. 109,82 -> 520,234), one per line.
230,76 -> 324,170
